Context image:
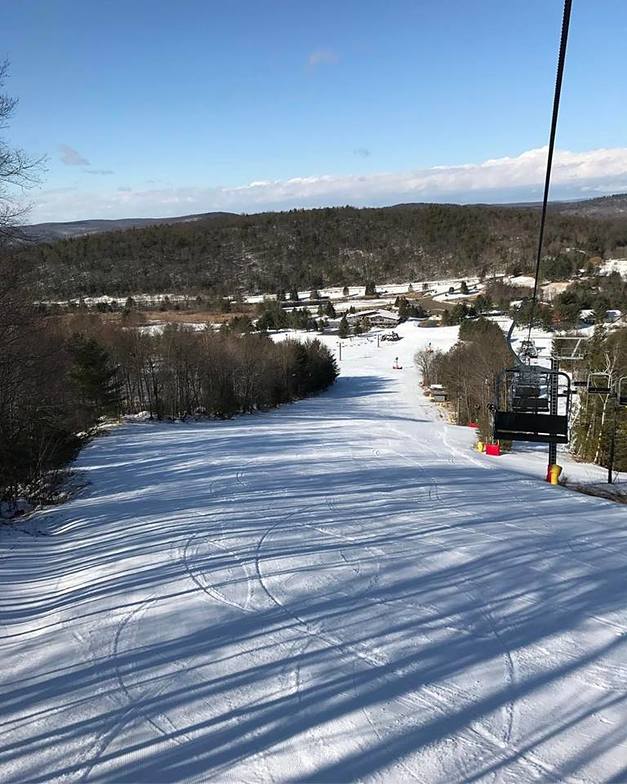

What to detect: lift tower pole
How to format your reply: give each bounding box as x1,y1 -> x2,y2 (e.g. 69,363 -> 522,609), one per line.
608,395 -> 618,485
548,355 -> 559,471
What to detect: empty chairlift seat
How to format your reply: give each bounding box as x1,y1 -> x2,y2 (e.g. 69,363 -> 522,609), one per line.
492,367 -> 571,444
511,382 -> 550,413
587,372 -> 612,395
493,410 -> 569,443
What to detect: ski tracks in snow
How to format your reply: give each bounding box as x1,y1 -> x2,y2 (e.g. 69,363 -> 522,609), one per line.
3,325 -> 627,784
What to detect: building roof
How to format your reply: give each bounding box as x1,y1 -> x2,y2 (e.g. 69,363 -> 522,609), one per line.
346,309 -> 399,322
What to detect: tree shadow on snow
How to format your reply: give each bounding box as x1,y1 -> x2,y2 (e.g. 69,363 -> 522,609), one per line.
1,392 -> 627,783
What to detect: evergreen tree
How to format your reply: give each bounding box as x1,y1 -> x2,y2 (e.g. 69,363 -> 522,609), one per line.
324,300 -> 336,318
364,281 -> 377,297
68,335 -> 120,420
256,303 -> 289,331
397,297 -> 428,321
397,297 -> 410,321
338,315 -> 350,338
474,294 -> 492,314
342,285 -> 349,297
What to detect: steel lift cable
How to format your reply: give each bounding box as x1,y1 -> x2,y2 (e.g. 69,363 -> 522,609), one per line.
491,1 -> 574,449
526,0 -> 573,344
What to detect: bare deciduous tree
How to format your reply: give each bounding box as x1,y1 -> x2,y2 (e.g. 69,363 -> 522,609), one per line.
0,60 -> 42,241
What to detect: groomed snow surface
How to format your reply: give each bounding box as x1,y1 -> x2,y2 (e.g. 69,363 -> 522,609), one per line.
2,323 -> 627,783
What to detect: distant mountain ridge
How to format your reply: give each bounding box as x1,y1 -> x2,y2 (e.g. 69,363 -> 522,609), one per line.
22,211 -> 237,242
390,193 -> 627,216
550,193 -> 627,217
21,193 -> 627,243
11,196 -> 627,300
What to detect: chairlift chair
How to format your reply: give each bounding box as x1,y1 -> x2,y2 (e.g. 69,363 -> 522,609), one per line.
511,375 -> 550,412
512,395 -> 550,412
587,372 -> 612,395
519,339 -> 539,360
492,367 -> 571,444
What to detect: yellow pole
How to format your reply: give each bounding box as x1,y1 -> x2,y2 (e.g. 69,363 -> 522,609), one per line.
549,464 -> 562,485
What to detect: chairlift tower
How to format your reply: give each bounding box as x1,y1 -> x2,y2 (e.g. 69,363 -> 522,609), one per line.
587,373 -> 627,485
549,334 -> 591,468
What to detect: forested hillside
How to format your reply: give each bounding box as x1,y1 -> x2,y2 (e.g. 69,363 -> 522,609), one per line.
11,202 -> 627,298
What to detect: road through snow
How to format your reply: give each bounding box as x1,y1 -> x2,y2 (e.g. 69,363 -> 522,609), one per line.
1,323 -> 627,783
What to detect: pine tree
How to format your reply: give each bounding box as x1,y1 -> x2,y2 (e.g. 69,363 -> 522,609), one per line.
338,315 -> 350,339
68,335 -> 120,421
364,281 -> 377,297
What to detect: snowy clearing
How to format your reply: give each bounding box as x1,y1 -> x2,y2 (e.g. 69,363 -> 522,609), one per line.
1,323 -> 626,783
600,258 -> 627,279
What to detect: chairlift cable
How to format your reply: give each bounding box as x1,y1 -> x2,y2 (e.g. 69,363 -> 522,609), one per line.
494,2 -> 575,450
526,0 -> 573,344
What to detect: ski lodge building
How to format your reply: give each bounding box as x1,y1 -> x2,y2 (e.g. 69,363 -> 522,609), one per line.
346,309 -> 400,328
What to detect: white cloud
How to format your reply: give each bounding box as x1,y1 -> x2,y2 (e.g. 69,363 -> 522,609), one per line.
307,49 -> 339,68
30,146 -> 627,223
58,144 -> 90,166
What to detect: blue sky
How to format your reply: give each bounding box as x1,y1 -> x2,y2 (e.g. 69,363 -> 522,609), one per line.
2,0 -> 627,222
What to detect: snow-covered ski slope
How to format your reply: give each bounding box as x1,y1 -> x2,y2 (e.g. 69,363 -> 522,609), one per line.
1,323 -> 627,783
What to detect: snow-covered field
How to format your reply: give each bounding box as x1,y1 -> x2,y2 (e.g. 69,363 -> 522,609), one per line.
245,277 -> 483,306
600,258 -> 627,279
1,323 -> 626,783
